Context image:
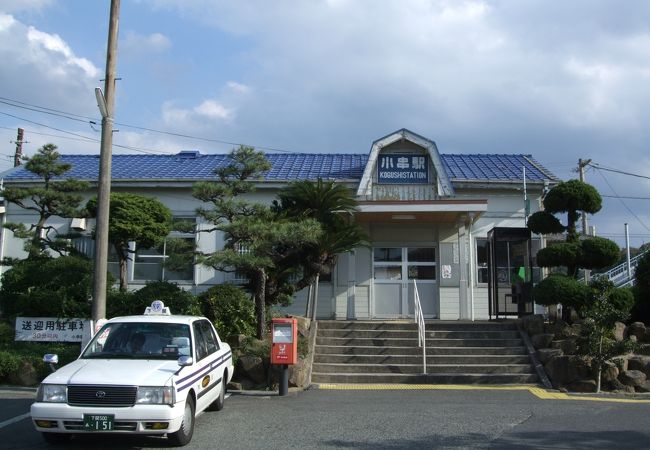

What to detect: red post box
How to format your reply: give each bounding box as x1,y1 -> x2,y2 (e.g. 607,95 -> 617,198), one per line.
271,317 -> 298,365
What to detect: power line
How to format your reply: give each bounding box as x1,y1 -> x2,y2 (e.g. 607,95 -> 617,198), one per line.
588,162 -> 650,180
0,112 -> 178,155
0,95 -> 300,154
594,168 -> 650,233
0,111 -> 97,143
602,194 -> 650,200
0,98 -> 92,124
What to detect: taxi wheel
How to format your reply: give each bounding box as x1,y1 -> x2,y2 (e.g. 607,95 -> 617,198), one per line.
41,432 -> 71,445
168,395 -> 195,447
213,378 -> 226,411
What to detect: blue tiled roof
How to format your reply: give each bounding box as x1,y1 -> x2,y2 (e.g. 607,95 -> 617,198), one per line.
1,152 -> 557,183
441,154 -> 556,182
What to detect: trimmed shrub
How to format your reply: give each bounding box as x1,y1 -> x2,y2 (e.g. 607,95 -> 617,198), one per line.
536,242 -> 581,269
198,284 -> 256,338
579,237 -> 620,270
532,274 -> 589,310
527,211 -> 565,235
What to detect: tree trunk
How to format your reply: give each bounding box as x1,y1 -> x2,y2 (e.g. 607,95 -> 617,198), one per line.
116,246 -> 129,292
312,273 -> 320,321
596,336 -> 603,393
254,268 -> 267,339
119,256 -> 128,292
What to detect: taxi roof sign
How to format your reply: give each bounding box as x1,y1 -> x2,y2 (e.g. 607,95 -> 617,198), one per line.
144,300 -> 171,315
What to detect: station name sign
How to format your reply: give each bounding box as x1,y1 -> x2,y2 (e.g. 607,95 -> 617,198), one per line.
377,154 -> 428,184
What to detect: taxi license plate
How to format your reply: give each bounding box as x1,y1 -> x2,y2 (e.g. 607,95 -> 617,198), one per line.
83,414 -> 114,431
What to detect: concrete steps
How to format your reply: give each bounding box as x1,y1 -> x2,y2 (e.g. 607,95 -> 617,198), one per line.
311,320 -> 539,385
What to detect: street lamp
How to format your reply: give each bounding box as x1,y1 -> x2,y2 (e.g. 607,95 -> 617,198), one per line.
95,88 -> 108,120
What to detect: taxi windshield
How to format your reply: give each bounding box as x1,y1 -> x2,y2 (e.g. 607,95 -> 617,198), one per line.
81,322 -> 192,360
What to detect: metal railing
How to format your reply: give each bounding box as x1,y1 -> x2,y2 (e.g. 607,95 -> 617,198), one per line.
592,250 -> 648,287
413,280 -> 427,375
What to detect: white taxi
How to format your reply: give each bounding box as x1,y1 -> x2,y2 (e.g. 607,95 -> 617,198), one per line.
31,301 -> 234,446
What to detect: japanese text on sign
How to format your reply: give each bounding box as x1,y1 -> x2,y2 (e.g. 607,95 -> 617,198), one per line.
377,155 -> 428,184
15,317 -> 91,342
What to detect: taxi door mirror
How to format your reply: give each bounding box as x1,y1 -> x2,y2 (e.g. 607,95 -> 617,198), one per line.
43,354 -> 59,373
177,356 -> 193,367
43,354 -> 59,364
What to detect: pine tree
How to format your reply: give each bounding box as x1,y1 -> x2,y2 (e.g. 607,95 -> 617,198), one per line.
2,144 -> 89,259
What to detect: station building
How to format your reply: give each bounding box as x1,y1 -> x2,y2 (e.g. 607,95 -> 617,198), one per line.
0,129 -> 559,321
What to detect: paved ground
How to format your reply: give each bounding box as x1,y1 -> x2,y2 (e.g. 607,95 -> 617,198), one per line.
2,385 -> 650,449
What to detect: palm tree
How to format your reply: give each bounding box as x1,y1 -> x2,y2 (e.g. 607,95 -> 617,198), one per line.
272,179 -> 368,316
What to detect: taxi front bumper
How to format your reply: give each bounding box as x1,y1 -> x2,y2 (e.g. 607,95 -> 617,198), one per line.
30,401 -> 186,434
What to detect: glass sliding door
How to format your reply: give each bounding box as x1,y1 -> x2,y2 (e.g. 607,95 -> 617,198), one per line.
373,247 -> 438,318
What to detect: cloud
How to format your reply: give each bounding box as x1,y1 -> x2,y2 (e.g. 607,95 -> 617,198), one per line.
226,82 -> 251,95
0,13 -> 100,115
122,31 -> 172,55
26,26 -> 99,79
162,98 -> 233,128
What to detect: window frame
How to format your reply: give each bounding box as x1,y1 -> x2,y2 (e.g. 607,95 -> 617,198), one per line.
132,217 -> 196,283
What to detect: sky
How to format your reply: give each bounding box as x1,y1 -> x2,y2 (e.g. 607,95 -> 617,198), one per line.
1,0 -> 649,248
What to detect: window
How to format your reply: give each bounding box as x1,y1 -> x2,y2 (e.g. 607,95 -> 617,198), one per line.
475,237 -> 541,285
231,243 -> 250,284
407,247 -> 436,281
374,247 -> 402,280
373,247 -> 436,281
133,217 -> 195,282
81,322 -> 191,360
476,238 -> 489,284
192,320 -> 219,361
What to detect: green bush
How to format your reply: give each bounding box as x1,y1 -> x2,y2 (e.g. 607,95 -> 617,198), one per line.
608,286 -> 635,316
135,282 -> 200,315
0,322 -> 15,346
107,282 -> 199,318
527,211 -> 565,235
536,242 -> 581,269
106,289 -> 138,318
0,351 -> 22,379
579,237 -> 620,270
0,341 -> 81,383
532,274 -> 590,310
0,256 -> 99,319
198,284 -> 256,338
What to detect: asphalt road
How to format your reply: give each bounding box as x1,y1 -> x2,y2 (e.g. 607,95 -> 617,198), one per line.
2,386 -> 650,449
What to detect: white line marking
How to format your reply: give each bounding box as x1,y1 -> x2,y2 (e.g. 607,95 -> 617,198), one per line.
0,412 -> 30,429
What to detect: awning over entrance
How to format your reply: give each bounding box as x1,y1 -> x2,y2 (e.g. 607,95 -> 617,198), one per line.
355,200 -> 487,223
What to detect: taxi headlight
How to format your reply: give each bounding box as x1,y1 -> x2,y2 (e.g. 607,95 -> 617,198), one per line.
136,387 -> 174,405
36,384 -> 67,403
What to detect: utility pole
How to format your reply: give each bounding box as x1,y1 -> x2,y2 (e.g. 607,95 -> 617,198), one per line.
92,0 -> 120,323
578,158 -> 592,284
578,158 -> 591,235
13,128 -> 24,167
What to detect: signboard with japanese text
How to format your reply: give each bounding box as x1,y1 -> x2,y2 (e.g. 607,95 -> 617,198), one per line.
377,154 -> 428,184
15,317 -> 92,342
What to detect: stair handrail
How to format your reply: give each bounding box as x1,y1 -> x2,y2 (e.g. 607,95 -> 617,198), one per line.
594,250 -> 648,285
413,279 -> 427,375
